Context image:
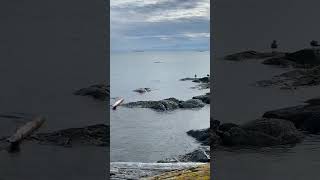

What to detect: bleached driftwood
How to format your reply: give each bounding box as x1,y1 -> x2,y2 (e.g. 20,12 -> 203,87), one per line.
112,98 -> 124,110
6,116 -> 46,152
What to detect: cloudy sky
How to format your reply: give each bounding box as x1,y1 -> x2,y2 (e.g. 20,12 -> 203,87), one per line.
111,0 -> 210,52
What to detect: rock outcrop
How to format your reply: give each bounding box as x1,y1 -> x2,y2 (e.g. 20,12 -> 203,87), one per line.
263,98 -> 320,133
74,84 -> 109,100
187,118 -> 303,148
255,65 -> 320,89
262,49 -> 320,68
224,50 -> 285,61
192,93 -> 210,104
180,76 -> 210,89
28,124 -> 109,147
123,95 -> 209,111
221,118 -> 303,146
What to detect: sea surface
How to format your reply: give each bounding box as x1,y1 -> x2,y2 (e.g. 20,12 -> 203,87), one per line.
213,57 -> 320,180
110,51 -> 210,162
0,1 -> 107,180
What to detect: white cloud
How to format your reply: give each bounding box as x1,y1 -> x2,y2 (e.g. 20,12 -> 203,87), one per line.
110,0 -> 210,51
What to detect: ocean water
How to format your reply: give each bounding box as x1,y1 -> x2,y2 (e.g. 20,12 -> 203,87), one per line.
0,1 -> 107,179
110,51 -> 210,162
213,58 -> 320,180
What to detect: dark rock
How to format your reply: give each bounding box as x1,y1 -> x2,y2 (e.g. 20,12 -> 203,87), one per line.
255,65 -> 320,89
187,128 -> 221,147
221,118 -> 303,146
192,94 -> 210,104
218,123 -> 239,132
74,84 -> 109,100
224,50 -> 285,61
263,102 -> 320,133
305,97 -> 320,105
158,147 -> 210,163
179,99 -> 205,109
180,76 -> 210,89
177,147 -> 210,162
286,49 -> 320,66
210,119 -> 220,131
133,88 -> 151,93
302,113 -> 320,133
123,97 -> 208,111
28,124 -> 109,147
123,98 -> 181,111
262,49 -> 320,68
262,56 -> 297,68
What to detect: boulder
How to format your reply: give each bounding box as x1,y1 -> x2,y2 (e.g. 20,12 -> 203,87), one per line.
221,118 -> 303,146
177,147 -> 210,162
263,101 -> 320,133
218,123 -> 239,132
180,99 -> 205,109
192,94 -> 210,104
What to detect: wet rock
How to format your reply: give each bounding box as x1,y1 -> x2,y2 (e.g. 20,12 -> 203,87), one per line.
305,97 -> 320,105
74,84 -> 109,100
180,76 -> 210,89
262,49 -> 320,68
187,128 -> 221,147
179,99 -> 205,109
133,88 -> 151,93
224,50 -> 285,61
177,147 -> 210,162
123,97 -> 208,111
221,118 -> 303,146
262,56 -> 297,68
218,123 -> 239,132
192,94 -> 210,104
29,124 -> 109,147
158,147 -> 210,163
255,65 -> 320,89
123,98 -> 182,111
263,101 -> 320,133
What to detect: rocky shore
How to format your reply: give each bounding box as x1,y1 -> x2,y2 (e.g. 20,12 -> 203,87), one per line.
123,93 -> 210,111
224,50 -> 285,61
187,96 -> 320,151
256,65 -> 320,89
0,123 -> 109,148
225,48 -> 320,90
110,162 -> 207,180
29,124 -> 109,147
180,76 -> 210,89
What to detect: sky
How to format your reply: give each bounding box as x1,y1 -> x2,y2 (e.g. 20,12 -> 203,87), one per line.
110,0 -> 210,52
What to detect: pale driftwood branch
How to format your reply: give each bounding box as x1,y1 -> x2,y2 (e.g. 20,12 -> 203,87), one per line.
112,98 -> 124,110
6,116 -> 46,152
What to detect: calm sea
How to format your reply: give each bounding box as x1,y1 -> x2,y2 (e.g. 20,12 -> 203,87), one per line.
213,57 -> 320,180
110,51 -> 210,162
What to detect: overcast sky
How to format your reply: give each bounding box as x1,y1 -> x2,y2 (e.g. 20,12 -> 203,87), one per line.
111,0 -> 210,51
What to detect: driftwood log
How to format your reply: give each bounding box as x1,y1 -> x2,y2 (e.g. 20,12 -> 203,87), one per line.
6,116 -> 46,152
